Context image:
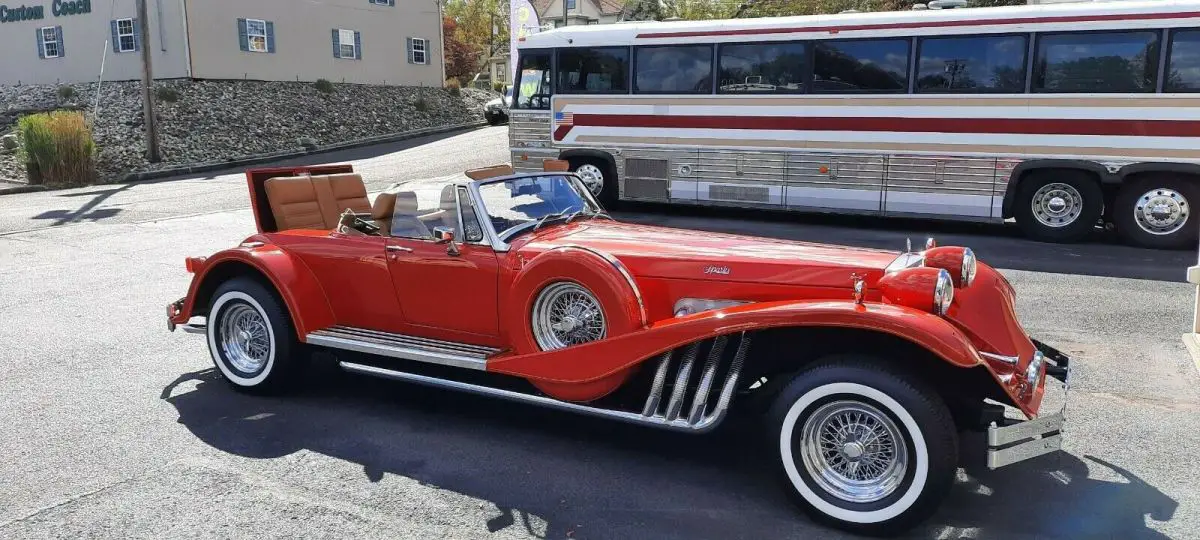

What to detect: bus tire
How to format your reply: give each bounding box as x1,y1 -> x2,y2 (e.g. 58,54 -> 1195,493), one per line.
569,157 -> 617,206
1014,170 -> 1103,243
1113,176 -> 1198,250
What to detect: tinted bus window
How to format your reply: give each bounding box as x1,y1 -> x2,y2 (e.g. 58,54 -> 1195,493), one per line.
718,42 -> 808,94
635,45 -> 713,94
1033,31 -> 1160,93
514,50 -> 552,109
813,39 -> 909,93
916,35 -> 1027,93
557,47 -> 629,94
1167,30 -> 1200,91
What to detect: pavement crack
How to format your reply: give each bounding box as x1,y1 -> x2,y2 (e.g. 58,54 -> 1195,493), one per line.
0,463 -> 173,529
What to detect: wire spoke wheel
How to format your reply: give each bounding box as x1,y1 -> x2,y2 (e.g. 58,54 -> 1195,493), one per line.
532,282 -> 606,350
218,303 -> 272,375
799,400 -> 909,504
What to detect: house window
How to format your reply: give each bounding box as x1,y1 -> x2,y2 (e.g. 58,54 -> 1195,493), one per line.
496,62 -> 506,82
115,18 -> 136,52
409,37 -> 427,65
370,0 -> 392,5
338,28 -> 357,59
246,19 -> 268,53
40,26 -> 61,58
566,0 -> 576,9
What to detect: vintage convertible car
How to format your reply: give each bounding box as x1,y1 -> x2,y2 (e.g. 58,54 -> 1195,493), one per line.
167,162 -> 1070,535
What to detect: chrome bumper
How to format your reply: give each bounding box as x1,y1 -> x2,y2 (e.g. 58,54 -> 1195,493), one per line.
166,299 -> 206,334
986,340 -> 1071,469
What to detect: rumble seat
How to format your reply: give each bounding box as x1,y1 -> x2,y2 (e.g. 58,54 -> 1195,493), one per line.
264,173 -> 372,231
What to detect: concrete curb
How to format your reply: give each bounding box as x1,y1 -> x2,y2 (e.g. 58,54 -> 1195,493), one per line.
0,184 -> 48,196
119,120 -> 488,183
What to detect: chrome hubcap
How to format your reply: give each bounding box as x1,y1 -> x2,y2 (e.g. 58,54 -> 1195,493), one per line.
531,282 -> 606,350
800,400 -> 908,504
1134,188 -> 1189,236
219,303 -> 271,374
1031,183 -> 1084,228
574,164 -> 605,196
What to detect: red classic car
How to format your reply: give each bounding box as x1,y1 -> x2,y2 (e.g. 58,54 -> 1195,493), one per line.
167,163 -> 1070,535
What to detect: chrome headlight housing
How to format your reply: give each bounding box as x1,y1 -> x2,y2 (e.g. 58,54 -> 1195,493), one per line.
961,247 -> 977,287
933,268 -> 954,315
1025,350 -> 1045,388
674,298 -> 750,317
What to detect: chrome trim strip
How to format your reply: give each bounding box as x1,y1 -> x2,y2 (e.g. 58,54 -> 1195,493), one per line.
642,351 -> 673,417
688,336 -> 727,425
979,351 -> 1020,365
180,324 -> 206,335
307,326 -> 497,371
665,343 -> 701,421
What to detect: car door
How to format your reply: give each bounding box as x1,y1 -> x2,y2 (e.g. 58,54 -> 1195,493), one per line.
384,185 -> 501,343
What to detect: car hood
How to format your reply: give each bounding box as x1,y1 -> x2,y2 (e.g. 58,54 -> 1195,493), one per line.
486,97 -> 505,108
516,220 -> 899,288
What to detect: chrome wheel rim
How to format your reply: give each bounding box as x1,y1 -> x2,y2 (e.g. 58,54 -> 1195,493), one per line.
218,303 -> 272,374
1134,188 -> 1189,236
1031,183 -> 1084,228
574,164 -> 605,196
531,282 -> 606,350
799,400 -> 908,504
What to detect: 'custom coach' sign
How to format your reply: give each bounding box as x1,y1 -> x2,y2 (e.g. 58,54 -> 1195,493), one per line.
0,0 -> 91,23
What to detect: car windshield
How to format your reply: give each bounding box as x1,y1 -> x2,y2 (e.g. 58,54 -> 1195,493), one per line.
477,174 -> 603,239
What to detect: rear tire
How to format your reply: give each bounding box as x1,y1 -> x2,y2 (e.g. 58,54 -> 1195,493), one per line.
1014,170 -> 1103,243
569,157 -> 617,207
767,355 -> 958,536
1113,176 -> 1197,250
207,277 -> 302,394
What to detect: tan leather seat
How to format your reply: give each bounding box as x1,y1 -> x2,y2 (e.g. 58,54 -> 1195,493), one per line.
264,173 -> 372,231
465,164 -> 514,180
311,173 -> 371,226
370,192 -> 397,235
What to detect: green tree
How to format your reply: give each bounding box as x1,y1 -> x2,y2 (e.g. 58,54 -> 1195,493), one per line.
444,0 -> 510,81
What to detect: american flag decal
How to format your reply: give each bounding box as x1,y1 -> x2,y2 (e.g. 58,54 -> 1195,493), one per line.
554,112 -> 574,126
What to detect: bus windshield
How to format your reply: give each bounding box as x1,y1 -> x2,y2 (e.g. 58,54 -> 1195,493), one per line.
514,51 -> 552,109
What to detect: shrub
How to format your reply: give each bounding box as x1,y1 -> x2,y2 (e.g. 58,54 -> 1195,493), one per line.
155,86 -> 180,103
57,85 -> 76,100
17,110 -> 96,188
314,78 -> 335,94
493,82 -> 504,93
413,97 -> 429,112
445,78 -> 461,96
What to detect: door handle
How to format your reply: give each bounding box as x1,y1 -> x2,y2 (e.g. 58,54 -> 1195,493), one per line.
386,245 -> 413,253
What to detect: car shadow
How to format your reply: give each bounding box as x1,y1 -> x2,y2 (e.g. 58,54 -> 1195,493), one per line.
161,366 -> 1178,540
613,202 -> 1196,283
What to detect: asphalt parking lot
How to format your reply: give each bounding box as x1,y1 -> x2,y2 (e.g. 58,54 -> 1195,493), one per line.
1,126 -> 1197,539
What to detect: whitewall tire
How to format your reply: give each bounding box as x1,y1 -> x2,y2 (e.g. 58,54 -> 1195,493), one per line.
768,356 -> 958,535
207,277 -> 301,393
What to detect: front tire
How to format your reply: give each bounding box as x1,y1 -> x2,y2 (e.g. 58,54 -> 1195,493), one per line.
1014,170 -> 1103,243
1113,177 -> 1197,250
207,277 -> 301,394
768,356 -> 958,536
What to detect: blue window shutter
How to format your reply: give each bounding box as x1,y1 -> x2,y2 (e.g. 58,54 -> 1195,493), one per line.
110,20 -> 119,53
354,31 -> 362,60
36,29 -> 45,59
406,37 -> 413,64
237,18 -> 249,52
56,27 -> 65,57
332,29 -> 340,58
388,0 -> 395,6
265,21 -> 275,53
131,19 -> 140,52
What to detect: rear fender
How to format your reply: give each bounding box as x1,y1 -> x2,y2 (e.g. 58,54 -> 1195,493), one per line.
171,240 -> 335,339
487,299 -> 982,384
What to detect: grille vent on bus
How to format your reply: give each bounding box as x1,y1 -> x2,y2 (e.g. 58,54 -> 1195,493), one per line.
625,178 -> 668,200
626,158 -> 670,179
708,184 -> 771,203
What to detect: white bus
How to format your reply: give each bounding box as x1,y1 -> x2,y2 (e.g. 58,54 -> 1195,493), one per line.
510,0 -> 1200,249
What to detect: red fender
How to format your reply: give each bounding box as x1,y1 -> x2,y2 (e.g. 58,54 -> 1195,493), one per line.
488,298 -> 984,388
502,246 -> 646,402
172,239 -> 334,339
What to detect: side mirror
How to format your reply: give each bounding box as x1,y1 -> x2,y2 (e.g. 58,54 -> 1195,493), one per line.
432,226 -> 455,244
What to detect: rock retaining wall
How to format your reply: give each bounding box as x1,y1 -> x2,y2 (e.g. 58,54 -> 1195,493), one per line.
0,80 -> 494,184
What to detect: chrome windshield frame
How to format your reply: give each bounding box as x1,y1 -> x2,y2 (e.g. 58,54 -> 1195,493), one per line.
466,172 -> 603,253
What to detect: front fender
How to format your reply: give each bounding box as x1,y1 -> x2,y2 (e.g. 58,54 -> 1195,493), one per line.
486,299 -> 982,384
171,240 -> 335,339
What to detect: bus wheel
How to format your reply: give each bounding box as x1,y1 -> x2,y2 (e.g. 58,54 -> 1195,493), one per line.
1114,176 -> 1197,250
569,158 -> 617,206
1014,170 -> 1103,243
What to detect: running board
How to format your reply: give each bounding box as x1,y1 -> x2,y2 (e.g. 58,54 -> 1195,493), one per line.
338,332 -> 750,434
307,326 -> 499,371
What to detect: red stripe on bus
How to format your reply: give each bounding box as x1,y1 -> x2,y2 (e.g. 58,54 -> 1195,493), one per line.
635,11 -> 1200,39
553,125 -> 573,140
570,114 -> 1200,137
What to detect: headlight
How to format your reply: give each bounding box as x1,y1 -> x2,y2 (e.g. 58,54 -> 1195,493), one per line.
1025,350 -> 1045,388
923,246 -> 976,288
933,268 -> 954,315
674,298 -> 750,317
961,248 -> 977,287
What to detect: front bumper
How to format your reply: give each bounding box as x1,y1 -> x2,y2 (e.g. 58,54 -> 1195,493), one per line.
986,340 -> 1071,469
166,298 -> 206,335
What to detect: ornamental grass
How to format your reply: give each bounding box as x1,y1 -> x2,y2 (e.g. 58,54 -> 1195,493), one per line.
18,110 -> 96,187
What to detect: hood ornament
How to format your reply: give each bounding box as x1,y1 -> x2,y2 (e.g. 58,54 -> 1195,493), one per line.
851,273 -> 865,305
906,238 -> 912,252
925,237 -> 937,250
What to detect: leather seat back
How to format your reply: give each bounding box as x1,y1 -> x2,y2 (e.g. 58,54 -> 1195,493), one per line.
263,173 -> 371,231
311,173 -> 371,226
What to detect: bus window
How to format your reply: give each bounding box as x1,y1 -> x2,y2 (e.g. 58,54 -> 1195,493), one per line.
1166,30 -> 1200,92
718,42 -> 809,94
557,47 -> 629,94
1033,30 -> 1160,93
514,50 -> 552,109
635,45 -> 713,94
916,35 -> 1028,93
813,39 -> 910,93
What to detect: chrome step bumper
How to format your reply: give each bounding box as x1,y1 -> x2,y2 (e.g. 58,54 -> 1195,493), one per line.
987,340 -> 1071,469
306,325 -> 500,371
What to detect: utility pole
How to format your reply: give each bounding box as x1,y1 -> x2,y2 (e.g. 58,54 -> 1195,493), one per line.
562,0 -> 567,26
137,0 -> 160,162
